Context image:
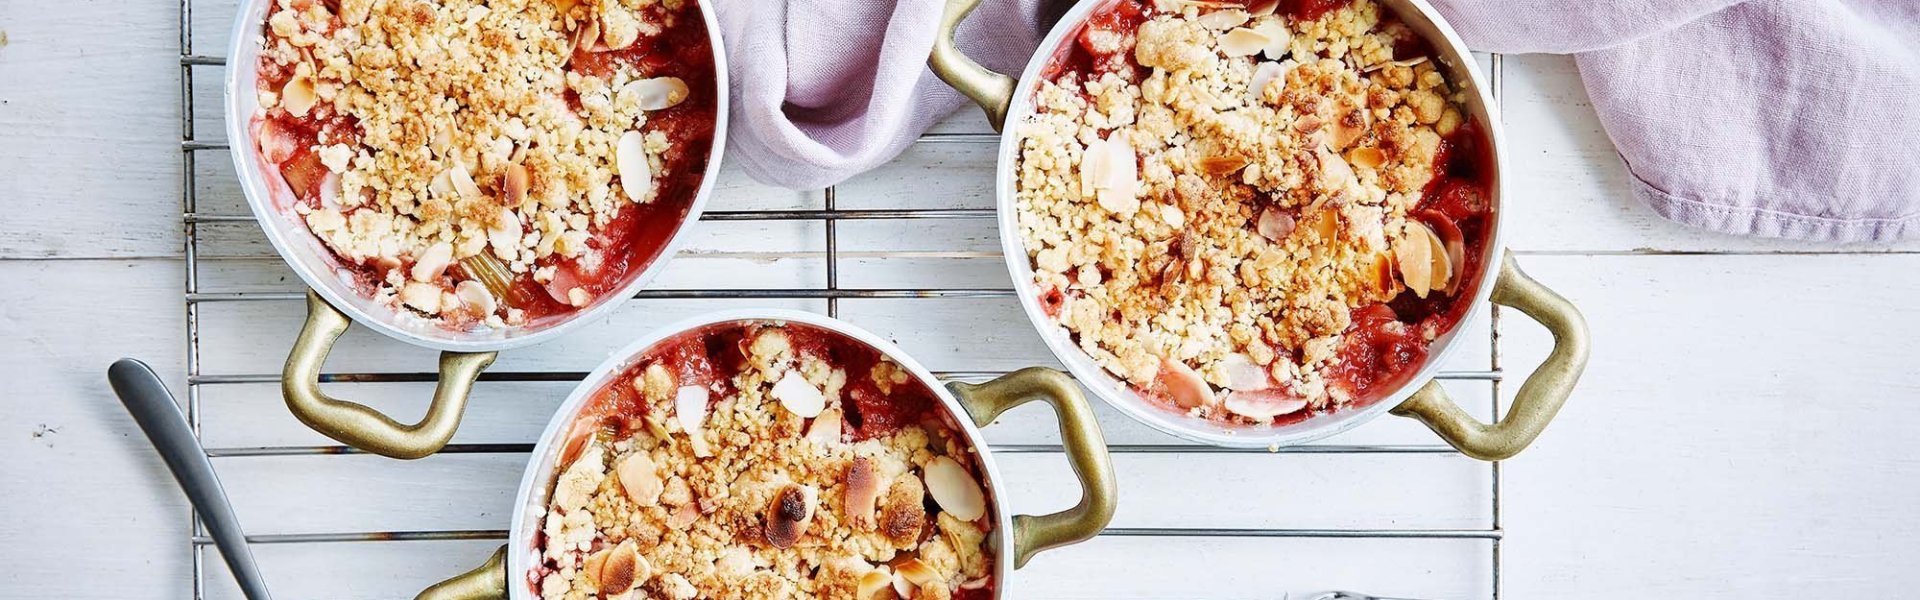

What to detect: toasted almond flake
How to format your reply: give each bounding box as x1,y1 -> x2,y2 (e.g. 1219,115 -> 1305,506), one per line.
409,242 -> 453,282
1221,353 -> 1272,391
667,502 -> 699,528
805,406 -> 844,445
281,75 -> 319,117
922,456 -> 987,521
615,452 -> 664,506
616,130 -> 652,203
599,539 -> 645,595
892,571 -> 913,598
1419,211 -> 1468,294
1196,8 -> 1249,29
1427,220 -> 1454,292
764,483 -> 819,549
582,547 -> 610,586
1219,27 -> 1271,57
857,568 -> 897,600
1256,208 -> 1295,242
1308,207 -> 1340,240
1348,146 -> 1386,169
771,370 -> 826,418
454,280 -> 496,316
1397,221 -> 1436,297
1222,389 -> 1310,420
1197,154 -> 1250,176
1317,146 -> 1356,190
894,558 -> 939,587
844,457 -> 881,528
1392,56 -> 1430,68
399,281 -> 443,314
1157,357 -> 1216,409
575,17 -> 601,53
501,163 -> 529,207
1252,20 -> 1291,59
626,77 -> 690,111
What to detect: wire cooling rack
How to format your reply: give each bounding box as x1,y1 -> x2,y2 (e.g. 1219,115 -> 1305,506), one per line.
178,1 -> 1507,597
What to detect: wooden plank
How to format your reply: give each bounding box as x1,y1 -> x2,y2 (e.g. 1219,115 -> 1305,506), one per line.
1498,254 -> 1920,598
0,260 -> 191,598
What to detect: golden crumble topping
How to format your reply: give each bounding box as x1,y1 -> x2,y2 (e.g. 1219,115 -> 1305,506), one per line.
534,325 -> 997,600
252,0 -> 713,327
1015,0 -> 1484,422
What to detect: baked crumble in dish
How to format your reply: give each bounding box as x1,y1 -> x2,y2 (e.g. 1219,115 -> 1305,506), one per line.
1014,0 -> 1493,424
250,0 -> 717,330
531,323 -> 997,599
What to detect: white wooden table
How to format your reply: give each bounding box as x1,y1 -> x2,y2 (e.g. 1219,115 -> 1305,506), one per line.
6,2 -> 1920,598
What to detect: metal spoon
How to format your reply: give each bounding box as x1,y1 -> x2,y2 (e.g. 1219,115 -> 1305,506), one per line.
109,358 -> 273,600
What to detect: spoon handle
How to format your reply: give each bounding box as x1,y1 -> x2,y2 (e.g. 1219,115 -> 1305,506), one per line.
110,358 -> 274,600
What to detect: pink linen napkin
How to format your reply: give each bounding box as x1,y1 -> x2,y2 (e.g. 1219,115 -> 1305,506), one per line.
711,0 -> 1047,191
1427,0 -> 1920,242
717,0 -> 1920,242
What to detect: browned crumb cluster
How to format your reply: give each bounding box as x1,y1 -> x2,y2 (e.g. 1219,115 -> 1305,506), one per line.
536,327 -> 994,600
254,0 -> 694,324
1015,0 -> 1470,418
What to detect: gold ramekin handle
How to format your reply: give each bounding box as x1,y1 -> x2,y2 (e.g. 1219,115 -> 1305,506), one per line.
284,291 -> 498,459
947,367 -> 1117,568
928,0 -> 1017,130
1391,252 -> 1590,461
416,545 -> 508,600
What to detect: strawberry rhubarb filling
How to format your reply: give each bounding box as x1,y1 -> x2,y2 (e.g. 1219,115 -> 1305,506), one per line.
251,0 -> 716,329
1014,0 -> 1493,424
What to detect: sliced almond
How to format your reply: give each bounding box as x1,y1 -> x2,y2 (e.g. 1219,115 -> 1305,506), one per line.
281,75 -> 319,117
486,209 -> 521,260
448,164 -> 482,200
765,483 -> 819,549
1087,131 -> 1139,215
1197,154 -> 1250,176
1317,146 -> 1356,190
581,546 -> 610,587
1222,389 -> 1310,420
501,163 -> 529,208
615,452 -> 664,506
1221,353 -> 1272,391
805,406 -> 844,445
1252,20 -> 1291,59
878,475 -> 926,547
1256,208 -> 1295,242
922,456 -> 986,522
626,77 -> 690,111
599,539 -> 645,595
1157,357 -> 1216,409
1347,146 -> 1386,169
1426,219 -> 1454,292
772,370 -> 826,418
1396,221 -> 1437,298
891,571 -> 913,598
1249,61 -> 1289,103
409,242 -> 453,283
1418,211 -> 1468,295
616,130 -> 652,203
894,558 -> 939,587
675,385 -> 713,457
1219,27 -> 1271,57
575,16 -> 601,54
857,567 -> 898,600
844,457 -> 881,529
667,502 -> 699,528
1196,8 -> 1249,29
399,281 -> 443,315
317,172 -> 342,208
454,280 -> 496,316
1308,207 -> 1339,240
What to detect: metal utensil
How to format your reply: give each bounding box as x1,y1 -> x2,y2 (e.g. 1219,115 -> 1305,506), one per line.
109,358 -> 274,600
1303,592 -> 1443,600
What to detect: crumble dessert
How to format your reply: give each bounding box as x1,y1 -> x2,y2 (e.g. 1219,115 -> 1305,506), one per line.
1014,0 -> 1494,424
531,322 -> 997,600
250,0 -> 717,329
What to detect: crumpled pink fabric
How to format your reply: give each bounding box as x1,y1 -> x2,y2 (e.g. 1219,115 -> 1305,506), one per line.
712,0 -> 1047,191
1427,0 -> 1920,241
719,0 -> 1919,242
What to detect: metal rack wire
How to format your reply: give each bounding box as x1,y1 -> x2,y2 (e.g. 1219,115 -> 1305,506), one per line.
179,2 -> 1506,597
